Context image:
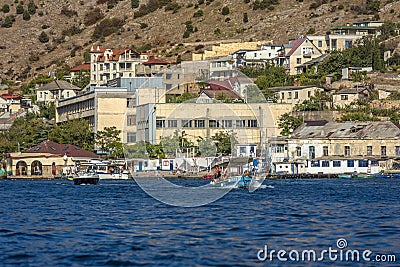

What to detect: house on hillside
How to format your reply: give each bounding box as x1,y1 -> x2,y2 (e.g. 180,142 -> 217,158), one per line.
275,36 -> 323,75
5,140 -> 99,178
135,56 -> 170,77
36,80 -> 82,103
332,87 -> 370,108
69,62 -> 91,81
268,86 -> 324,105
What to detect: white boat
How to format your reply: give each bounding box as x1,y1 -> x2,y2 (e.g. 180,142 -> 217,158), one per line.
73,169 -> 99,185
78,160 -> 130,180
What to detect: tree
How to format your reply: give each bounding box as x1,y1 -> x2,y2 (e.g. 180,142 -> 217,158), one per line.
2,15 -> 15,28
23,10 -> 31,21
2,4 -> 10,13
95,126 -> 123,158
160,133 -> 180,158
243,12 -> 248,23
48,118 -> 94,151
198,137 -> 217,157
211,131 -> 237,156
39,31 -> 49,43
38,102 -> 56,120
28,1 -> 37,14
16,4 -> 24,14
221,6 -> 229,15
131,0 -> 140,8
278,113 -> 303,136
124,141 -> 148,159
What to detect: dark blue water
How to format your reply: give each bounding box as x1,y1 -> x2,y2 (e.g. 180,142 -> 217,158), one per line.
0,178 -> 399,266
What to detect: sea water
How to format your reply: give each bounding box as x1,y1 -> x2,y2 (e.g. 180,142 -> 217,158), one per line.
0,178 -> 399,266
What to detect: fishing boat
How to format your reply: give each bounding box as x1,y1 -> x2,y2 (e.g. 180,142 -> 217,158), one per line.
73,168 -> 99,185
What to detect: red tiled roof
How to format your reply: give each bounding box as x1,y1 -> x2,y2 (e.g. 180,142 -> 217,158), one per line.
1,94 -> 21,100
285,38 -> 306,57
143,56 -> 169,65
26,140 -> 99,158
208,80 -> 234,91
70,63 -> 90,72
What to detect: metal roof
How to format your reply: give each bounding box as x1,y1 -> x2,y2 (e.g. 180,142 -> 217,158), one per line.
291,121 -> 400,139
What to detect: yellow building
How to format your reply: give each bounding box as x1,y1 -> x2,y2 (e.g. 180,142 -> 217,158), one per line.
192,40 -> 272,61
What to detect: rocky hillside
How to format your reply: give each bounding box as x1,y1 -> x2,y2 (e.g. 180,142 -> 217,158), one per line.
0,0 -> 399,82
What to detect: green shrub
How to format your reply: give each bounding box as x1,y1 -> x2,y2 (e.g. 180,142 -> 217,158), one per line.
221,6 -> 229,15
28,1 -> 36,14
84,8 -> 104,26
131,0 -> 139,8
193,9 -> 203,17
92,18 -> 125,39
16,4 -> 24,14
2,4 -> 10,13
39,31 -> 49,43
243,12 -> 248,23
2,15 -> 15,28
23,10 -> 30,20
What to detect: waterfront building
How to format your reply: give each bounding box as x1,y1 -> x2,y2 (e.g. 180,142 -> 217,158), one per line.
5,140 -> 99,178
269,121 -> 400,174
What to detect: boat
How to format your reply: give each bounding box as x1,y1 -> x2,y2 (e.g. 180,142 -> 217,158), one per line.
353,173 -> 375,179
78,160 -> 130,180
375,173 -> 392,178
73,167 -> 99,185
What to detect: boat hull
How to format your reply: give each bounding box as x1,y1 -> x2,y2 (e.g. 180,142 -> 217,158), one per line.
97,173 -> 130,180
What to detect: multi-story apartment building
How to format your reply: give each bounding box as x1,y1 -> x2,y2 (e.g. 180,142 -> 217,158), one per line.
89,46 -> 148,86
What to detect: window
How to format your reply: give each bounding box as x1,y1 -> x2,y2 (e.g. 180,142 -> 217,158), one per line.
323,146 -> 328,156
347,160 -> 354,167
236,120 -> 245,128
127,98 -> 135,108
166,73 -> 172,79
309,146 -> 315,159
308,91 -> 311,98
344,146 -> 350,156
194,120 -> 205,128
166,84 -> 172,90
209,120 -> 220,128
168,120 -> 177,128
396,146 -> 400,156
297,58 -> 301,64
381,146 -> 386,156
333,161 -> 341,167
127,115 -> 136,126
281,92 -> 285,99
358,160 -> 368,167
288,92 -> 292,99
321,160 -> 329,167
247,120 -> 257,128
182,120 -> 192,128
66,92 -> 70,98
311,160 -> 319,167
341,95 -> 348,100
239,146 -> 246,155
40,92 -> 43,98
127,132 -> 136,143
345,40 -> 352,49
367,146 -> 372,156
221,120 -> 232,128
296,146 -> 301,157
273,144 -> 284,153
294,92 -> 299,99
156,120 -> 165,128
318,40 -> 322,47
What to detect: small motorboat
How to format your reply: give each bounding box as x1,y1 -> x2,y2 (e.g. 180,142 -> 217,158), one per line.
73,169 -> 99,185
